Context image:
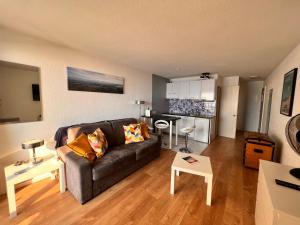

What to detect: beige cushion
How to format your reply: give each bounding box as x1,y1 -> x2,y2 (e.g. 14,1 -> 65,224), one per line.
57,145 -> 72,162
67,126 -> 81,144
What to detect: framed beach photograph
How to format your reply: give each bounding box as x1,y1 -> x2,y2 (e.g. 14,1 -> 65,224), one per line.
280,68 -> 298,116
67,66 -> 124,94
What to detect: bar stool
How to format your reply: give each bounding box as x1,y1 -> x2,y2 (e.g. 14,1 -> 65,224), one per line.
179,126 -> 195,153
154,120 -> 169,147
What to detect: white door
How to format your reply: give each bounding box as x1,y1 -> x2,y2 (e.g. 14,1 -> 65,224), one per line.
218,86 -> 239,139
261,89 -> 273,134
194,118 -> 210,143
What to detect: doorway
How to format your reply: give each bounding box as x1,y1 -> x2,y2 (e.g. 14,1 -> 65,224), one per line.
261,89 -> 273,134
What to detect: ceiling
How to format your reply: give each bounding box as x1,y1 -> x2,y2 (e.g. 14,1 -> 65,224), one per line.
0,0 -> 300,78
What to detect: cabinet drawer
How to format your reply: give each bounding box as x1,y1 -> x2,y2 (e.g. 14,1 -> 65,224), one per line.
245,144 -> 273,169
245,143 -> 273,160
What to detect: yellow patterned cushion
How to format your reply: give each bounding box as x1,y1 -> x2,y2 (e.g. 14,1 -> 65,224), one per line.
87,128 -> 108,158
123,124 -> 144,144
67,133 -> 96,161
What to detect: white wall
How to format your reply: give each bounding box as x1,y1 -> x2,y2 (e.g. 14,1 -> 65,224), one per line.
0,27 -> 152,194
0,65 -> 41,122
244,80 -> 264,132
221,76 -> 239,86
265,43 -> 300,167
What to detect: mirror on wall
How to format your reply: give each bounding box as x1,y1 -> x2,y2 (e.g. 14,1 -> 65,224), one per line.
0,60 -> 42,124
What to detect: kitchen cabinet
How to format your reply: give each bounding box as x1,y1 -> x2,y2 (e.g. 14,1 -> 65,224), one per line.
166,81 -> 189,99
162,114 -> 215,144
179,116 -> 195,138
166,83 -> 177,99
166,79 -> 216,100
178,81 -> 189,99
194,118 -> 210,143
200,79 -> 216,100
189,80 -> 201,99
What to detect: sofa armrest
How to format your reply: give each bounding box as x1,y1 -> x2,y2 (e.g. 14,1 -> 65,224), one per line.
150,133 -> 162,145
65,151 -> 93,204
56,145 -> 72,163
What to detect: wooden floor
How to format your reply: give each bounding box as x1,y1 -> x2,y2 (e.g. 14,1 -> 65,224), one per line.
0,134 -> 258,225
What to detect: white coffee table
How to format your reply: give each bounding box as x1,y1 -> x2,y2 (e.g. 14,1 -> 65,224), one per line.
4,155 -> 66,218
170,152 -> 213,206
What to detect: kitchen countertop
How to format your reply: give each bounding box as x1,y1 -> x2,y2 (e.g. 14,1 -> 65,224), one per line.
162,113 -> 215,119
141,114 -> 181,122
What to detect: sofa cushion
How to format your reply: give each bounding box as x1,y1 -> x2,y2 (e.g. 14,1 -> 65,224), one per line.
124,135 -> 160,160
87,128 -> 108,158
140,122 -> 150,140
77,121 -> 115,148
92,146 -> 136,180
124,124 -> 144,144
110,118 -> 137,146
67,133 -> 96,161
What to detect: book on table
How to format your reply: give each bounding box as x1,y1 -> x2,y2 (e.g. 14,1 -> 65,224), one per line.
182,156 -> 198,164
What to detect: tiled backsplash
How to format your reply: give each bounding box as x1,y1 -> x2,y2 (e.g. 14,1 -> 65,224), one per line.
168,99 -> 216,116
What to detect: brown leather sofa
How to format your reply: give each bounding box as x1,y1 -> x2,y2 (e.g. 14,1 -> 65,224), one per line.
55,118 -> 161,204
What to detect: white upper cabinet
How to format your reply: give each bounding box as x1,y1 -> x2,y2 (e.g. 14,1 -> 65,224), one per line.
178,81 -> 189,99
166,81 -> 189,99
166,83 -> 177,99
200,79 -> 216,101
166,79 -> 216,100
188,80 -> 201,99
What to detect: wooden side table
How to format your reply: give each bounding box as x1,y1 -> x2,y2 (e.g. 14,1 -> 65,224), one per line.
4,155 -> 66,218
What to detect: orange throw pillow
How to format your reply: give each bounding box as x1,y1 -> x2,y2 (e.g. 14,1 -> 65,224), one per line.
140,122 -> 150,140
67,133 -> 96,161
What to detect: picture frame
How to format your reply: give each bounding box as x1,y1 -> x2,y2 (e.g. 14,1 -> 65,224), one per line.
67,66 -> 124,94
280,68 -> 298,116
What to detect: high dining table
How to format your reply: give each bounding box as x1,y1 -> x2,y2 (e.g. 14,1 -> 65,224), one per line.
141,114 -> 181,149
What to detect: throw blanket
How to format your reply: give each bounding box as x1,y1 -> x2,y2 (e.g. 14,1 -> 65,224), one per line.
54,120 -> 105,148
54,126 -> 70,148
